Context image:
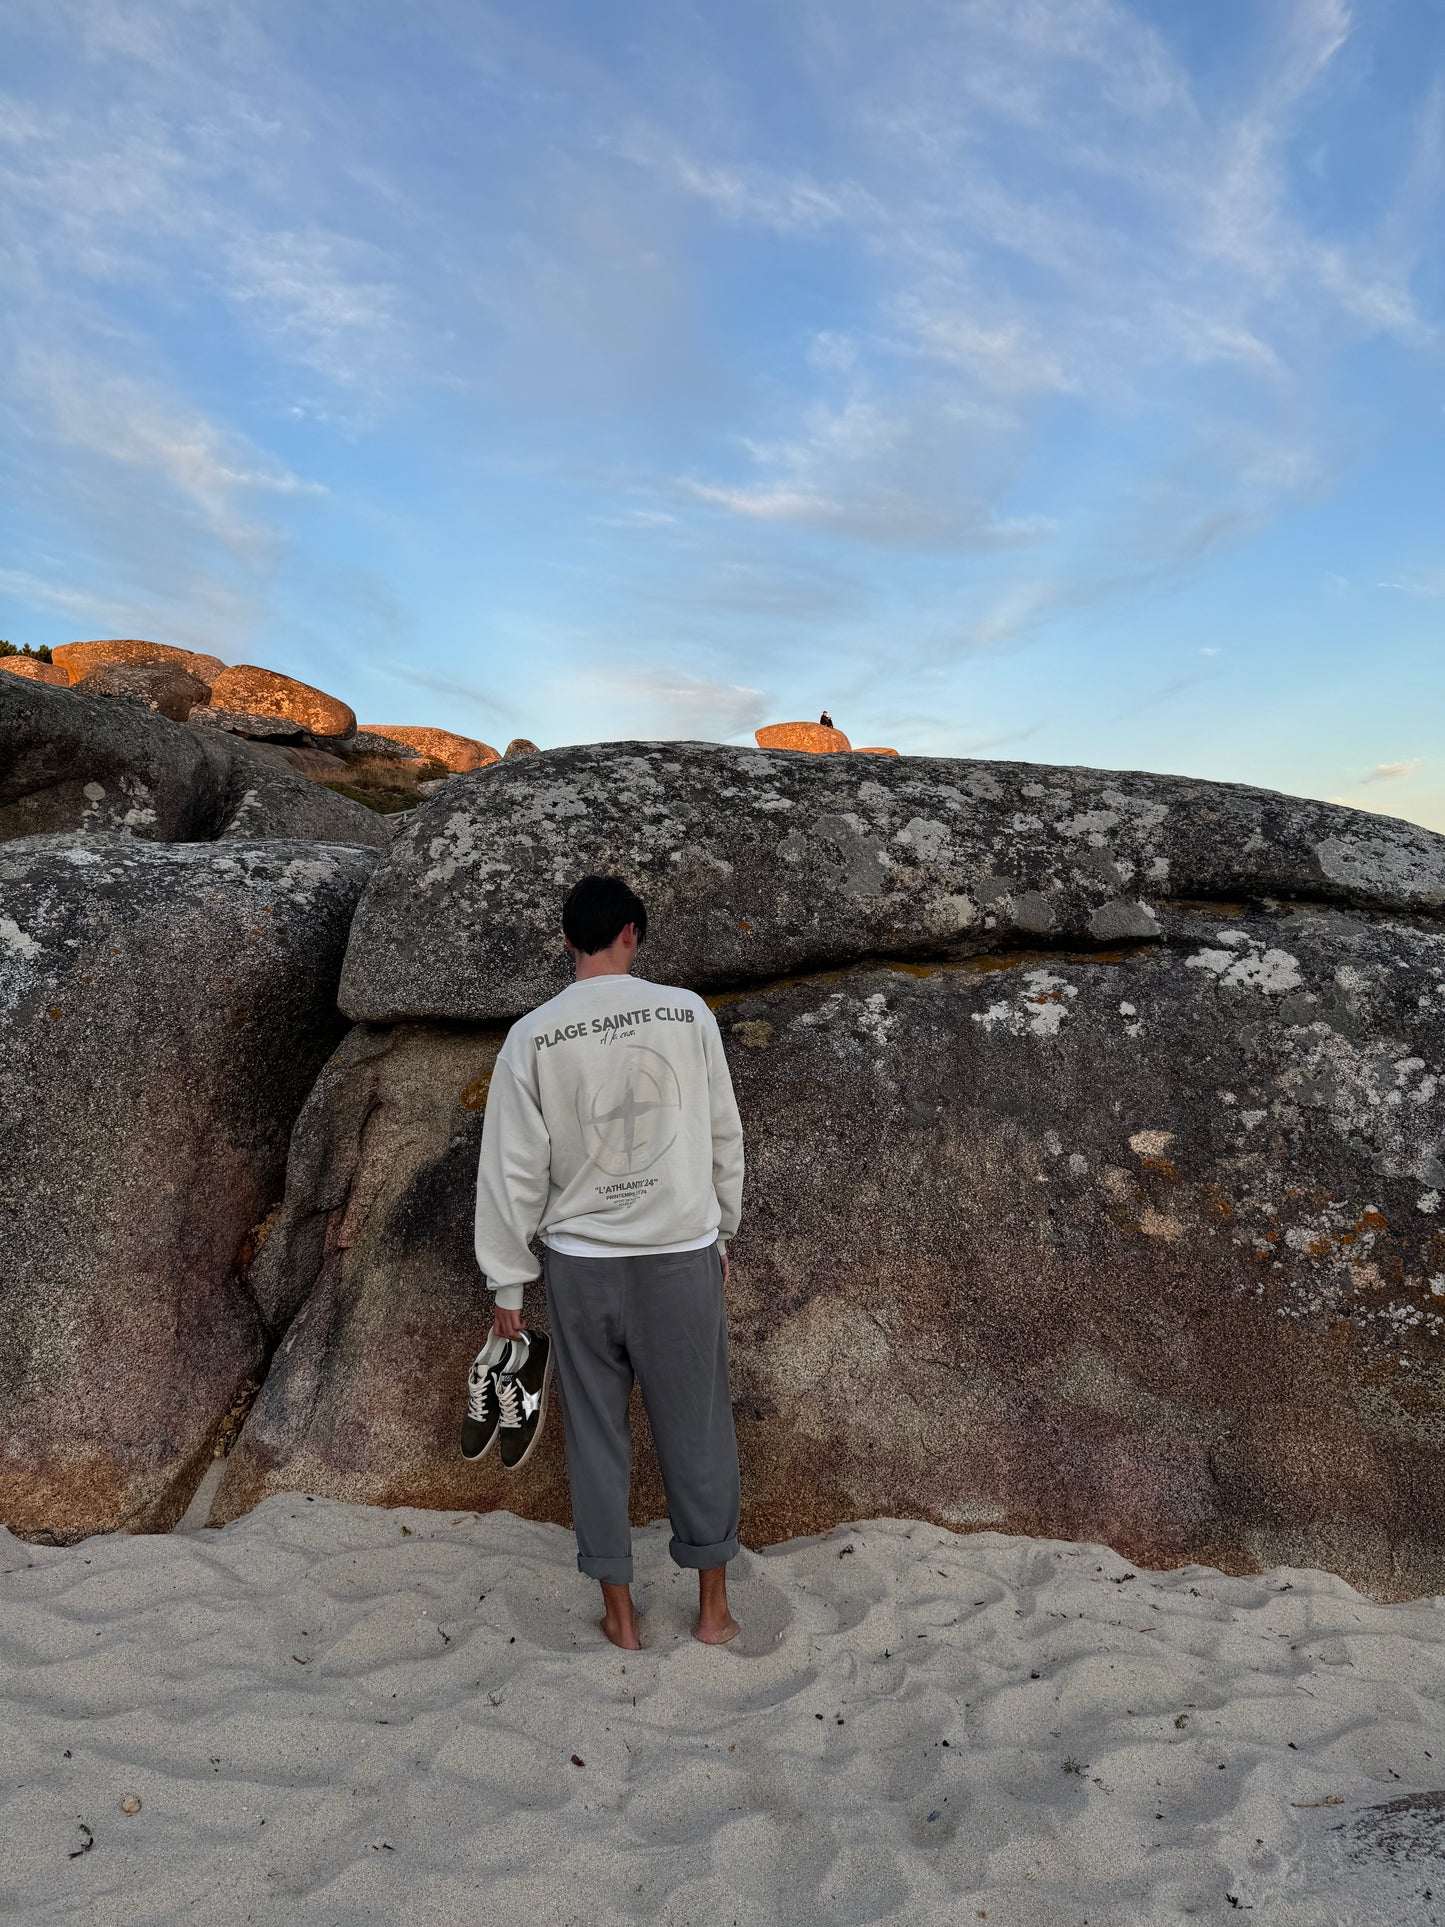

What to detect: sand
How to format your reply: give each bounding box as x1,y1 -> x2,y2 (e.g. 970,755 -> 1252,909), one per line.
2,1499 -> 1444,1925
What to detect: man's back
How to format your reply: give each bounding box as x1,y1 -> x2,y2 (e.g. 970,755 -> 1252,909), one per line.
475,973 -> 743,1297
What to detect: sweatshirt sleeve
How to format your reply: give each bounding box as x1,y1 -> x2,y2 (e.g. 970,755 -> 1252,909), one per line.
474,1055 -> 551,1311
703,1012 -> 745,1253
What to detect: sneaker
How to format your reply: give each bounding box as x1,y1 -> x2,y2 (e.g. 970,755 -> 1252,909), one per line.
461,1331 -> 520,1460
497,1329 -> 554,1471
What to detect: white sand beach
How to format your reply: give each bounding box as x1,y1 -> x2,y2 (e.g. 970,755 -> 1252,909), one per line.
3,1498 -> 1443,1926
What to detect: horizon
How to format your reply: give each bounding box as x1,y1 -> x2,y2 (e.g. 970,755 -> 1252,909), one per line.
2,0 -> 1442,830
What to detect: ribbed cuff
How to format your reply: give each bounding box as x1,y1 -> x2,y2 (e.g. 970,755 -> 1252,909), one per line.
488,1280 -> 525,1312
668,1534 -> 739,1571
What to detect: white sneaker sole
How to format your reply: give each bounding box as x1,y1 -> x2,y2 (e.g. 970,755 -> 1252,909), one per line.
501,1340 -> 555,1472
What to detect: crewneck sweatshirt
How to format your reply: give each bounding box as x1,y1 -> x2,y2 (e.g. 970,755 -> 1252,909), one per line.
474,973 -> 745,1310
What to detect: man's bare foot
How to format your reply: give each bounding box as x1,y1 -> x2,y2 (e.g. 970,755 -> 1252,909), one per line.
693,1563 -> 739,1645
599,1581 -> 641,1650
693,1610 -> 740,1645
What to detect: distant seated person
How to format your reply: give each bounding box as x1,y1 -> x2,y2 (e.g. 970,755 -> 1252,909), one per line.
819,710 -> 834,729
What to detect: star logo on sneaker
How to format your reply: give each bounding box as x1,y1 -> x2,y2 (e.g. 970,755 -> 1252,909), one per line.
521,1385 -> 541,1419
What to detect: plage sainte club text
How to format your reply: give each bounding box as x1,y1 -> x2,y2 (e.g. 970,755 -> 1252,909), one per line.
534,1006 -> 696,1050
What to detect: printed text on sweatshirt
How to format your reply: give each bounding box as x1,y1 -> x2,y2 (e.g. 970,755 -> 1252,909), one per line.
474,975 -> 745,1310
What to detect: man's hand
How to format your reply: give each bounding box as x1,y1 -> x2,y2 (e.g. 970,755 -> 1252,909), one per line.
720,1251 -> 730,1287
491,1304 -> 524,1341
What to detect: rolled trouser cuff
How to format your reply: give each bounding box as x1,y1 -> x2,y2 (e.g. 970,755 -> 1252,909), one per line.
578,1551 -> 634,1584
669,1534 -> 739,1570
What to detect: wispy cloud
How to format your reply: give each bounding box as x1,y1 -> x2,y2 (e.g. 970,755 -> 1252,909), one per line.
1362,758 -> 1423,783
1378,570 -> 1445,599
23,352 -> 320,559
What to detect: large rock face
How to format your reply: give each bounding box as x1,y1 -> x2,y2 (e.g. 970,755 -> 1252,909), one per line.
0,837 -> 376,1539
0,674 -> 388,849
340,742 -> 1445,1023
216,900 -> 1445,1596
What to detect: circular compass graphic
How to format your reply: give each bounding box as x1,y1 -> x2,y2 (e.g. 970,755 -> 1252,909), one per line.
580,1046 -> 683,1177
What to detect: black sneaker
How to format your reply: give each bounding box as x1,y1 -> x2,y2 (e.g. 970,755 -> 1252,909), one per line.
461,1331 -> 520,1460
497,1329 -> 553,1470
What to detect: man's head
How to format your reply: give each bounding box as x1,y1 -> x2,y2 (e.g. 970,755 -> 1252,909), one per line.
562,873 -> 648,960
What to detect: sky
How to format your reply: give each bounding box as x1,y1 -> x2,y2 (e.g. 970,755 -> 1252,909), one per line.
2,0 -> 1442,828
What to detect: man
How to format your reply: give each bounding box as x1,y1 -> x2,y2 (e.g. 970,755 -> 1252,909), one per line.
472,874 -> 745,1649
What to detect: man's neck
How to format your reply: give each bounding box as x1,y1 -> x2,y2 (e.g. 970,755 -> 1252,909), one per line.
574,944 -> 635,982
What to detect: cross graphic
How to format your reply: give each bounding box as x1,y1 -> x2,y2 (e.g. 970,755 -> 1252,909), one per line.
594,1080 -> 674,1170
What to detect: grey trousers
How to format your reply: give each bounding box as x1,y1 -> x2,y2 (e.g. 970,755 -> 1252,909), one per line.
543,1243 -> 741,1586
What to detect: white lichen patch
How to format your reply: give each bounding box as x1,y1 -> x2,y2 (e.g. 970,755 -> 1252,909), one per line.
857,993 -> 897,1049
1,917 -> 41,961
1186,939 -> 1304,994
1057,809 -> 1119,845
894,817 -> 952,864
972,968 -> 1078,1039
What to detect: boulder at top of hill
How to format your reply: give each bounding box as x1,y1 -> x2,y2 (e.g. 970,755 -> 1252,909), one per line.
52,638 -> 224,686
220,905 -> 1445,1596
75,658 -> 211,721
503,737 -> 540,759
1,670 -> 230,842
756,721 -> 852,753
338,740 -> 1445,1024
0,835 -> 375,1539
207,666 -> 355,746
0,657 -> 69,687
857,746 -> 899,756
361,726 -> 499,772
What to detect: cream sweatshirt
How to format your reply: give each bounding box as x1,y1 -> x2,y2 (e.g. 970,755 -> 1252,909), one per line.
474,973 -> 745,1310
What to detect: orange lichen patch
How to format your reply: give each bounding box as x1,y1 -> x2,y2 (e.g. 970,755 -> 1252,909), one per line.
1163,899 -> 1250,919
458,1072 -> 493,1113
0,657 -> 69,686
208,665 -> 355,741
854,746 -> 899,756
755,722 -> 852,754
52,639 -> 224,686
1140,1157 -> 1179,1179
361,726 -> 499,772
736,919 -> 754,934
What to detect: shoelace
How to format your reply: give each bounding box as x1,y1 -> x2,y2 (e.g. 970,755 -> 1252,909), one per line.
496,1375 -> 523,1430
466,1364 -> 494,1423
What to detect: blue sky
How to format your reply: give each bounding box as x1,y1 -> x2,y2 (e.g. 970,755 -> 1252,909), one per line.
2,0 -> 1442,826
